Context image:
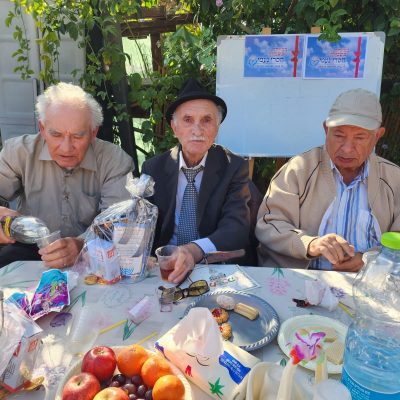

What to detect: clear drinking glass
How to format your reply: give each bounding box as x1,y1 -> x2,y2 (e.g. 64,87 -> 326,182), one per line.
36,230 -> 61,249
155,245 -> 178,282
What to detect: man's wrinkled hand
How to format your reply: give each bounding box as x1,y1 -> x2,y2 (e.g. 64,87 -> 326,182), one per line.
39,237 -> 84,269
167,243 -> 204,284
307,233 -> 355,265
0,206 -> 20,244
333,252 -> 364,272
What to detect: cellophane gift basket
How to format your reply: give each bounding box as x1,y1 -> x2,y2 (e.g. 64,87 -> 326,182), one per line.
74,174 -> 158,284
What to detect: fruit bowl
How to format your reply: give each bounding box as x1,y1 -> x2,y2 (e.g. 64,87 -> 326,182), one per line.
55,346 -> 193,399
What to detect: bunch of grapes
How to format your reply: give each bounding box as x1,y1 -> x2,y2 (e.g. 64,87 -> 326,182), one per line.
108,373 -> 152,400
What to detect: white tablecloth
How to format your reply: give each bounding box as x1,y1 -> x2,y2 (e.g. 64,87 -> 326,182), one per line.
0,261 -> 355,399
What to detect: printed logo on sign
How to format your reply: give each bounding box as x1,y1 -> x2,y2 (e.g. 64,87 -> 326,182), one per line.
247,55 -> 258,67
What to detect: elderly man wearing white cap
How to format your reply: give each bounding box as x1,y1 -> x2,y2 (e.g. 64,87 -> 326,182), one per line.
256,88 -> 400,272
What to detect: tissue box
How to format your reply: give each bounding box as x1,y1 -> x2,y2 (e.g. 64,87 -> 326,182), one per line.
0,321 -> 43,392
156,312 -> 260,400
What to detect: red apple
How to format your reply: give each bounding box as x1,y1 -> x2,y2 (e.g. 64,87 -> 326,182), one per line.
62,372 -> 101,400
82,346 -> 117,382
93,387 -> 129,400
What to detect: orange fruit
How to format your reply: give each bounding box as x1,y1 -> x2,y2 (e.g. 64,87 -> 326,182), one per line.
116,345 -> 149,377
140,356 -> 172,388
152,375 -> 185,400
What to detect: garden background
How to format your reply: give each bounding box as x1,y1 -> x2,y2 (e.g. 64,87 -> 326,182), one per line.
3,0 -> 400,192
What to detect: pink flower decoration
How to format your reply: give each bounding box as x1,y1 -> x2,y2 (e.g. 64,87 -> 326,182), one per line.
290,331 -> 325,364
216,0 -> 223,7
267,276 -> 290,295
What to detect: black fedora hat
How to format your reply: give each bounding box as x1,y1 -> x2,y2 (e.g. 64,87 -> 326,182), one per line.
166,78 -> 227,124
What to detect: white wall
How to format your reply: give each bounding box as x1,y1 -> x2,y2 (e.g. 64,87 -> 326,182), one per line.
0,0 -> 40,142
0,1 -> 85,144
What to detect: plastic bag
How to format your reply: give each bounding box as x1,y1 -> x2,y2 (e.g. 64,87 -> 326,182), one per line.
74,174 -> 158,284
0,299 -> 43,391
0,300 -> 25,378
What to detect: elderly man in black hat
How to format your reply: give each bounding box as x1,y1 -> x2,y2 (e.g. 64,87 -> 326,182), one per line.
142,78 -> 251,283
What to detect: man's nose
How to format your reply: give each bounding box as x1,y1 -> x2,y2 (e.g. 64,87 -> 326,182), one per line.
341,138 -> 355,152
59,135 -> 73,152
191,123 -> 204,135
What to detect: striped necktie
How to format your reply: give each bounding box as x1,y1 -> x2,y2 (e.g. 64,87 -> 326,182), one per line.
176,166 -> 203,245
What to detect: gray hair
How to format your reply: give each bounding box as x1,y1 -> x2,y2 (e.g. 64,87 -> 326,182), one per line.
171,102 -> 224,125
35,82 -> 103,129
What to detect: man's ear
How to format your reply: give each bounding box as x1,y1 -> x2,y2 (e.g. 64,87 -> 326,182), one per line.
170,120 -> 177,137
375,127 -> 385,143
323,121 -> 328,135
38,121 -> 45,139
91,127 -> 99,141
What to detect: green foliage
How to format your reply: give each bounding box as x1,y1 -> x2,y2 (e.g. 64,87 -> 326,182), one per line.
6,0 -> 151,143
128,0 -> 400,161
127,24 -> 218,155
5,0 -> 400,165
185,0 -> 400,85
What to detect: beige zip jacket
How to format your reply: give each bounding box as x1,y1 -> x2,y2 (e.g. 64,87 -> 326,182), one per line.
256,146 -> 400,268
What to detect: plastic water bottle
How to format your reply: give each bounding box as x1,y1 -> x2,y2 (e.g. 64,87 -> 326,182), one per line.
0,215 -> 50,244
341,232 -> 400,399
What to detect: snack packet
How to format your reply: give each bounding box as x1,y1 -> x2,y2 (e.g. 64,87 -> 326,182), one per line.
29,269 -> 70,320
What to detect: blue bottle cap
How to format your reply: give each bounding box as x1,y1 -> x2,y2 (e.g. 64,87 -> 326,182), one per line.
381,232 -> 400,250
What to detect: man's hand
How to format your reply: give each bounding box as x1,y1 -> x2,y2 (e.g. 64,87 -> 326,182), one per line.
38,237 -> 84,269
168,243 -> 204,284
0,206 -> 20,244
333,252 -> 364,272
307,233 -> 355,265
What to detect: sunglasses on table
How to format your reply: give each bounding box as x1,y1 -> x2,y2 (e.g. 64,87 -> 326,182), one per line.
159,280 -> 210,302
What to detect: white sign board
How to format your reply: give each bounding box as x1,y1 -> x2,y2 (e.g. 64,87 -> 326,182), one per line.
216,32 -> 385,157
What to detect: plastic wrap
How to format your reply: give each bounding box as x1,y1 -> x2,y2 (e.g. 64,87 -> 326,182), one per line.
75,174 -> 158,284
0,300 -> 43,392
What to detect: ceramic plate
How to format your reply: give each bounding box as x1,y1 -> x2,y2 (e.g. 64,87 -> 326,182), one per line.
55,347 -> 193,399
277,315 -> 348,374
184,289 -> 280,351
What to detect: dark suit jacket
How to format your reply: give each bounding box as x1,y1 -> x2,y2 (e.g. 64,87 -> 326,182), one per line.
142,144 -> 251,252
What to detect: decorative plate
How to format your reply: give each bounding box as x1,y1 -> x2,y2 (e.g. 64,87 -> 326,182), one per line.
184,289 -> 280,352
277,315 -> 348,374
55,347 -> 193,399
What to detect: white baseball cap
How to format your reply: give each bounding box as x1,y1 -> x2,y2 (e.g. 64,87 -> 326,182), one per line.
325,88 -> 382,130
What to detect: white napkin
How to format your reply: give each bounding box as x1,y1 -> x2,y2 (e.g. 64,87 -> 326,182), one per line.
305,279 -> 339,312
172,307 -> 224,360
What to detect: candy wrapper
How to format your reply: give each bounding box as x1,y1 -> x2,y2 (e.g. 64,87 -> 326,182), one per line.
29,269 -> 70,320
7,292 -> 30,314
75,174 -> 158,283
6,269 -> 73,321
304,279 -> 339,312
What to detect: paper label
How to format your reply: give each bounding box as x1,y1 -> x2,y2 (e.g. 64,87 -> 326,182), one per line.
342,367 -> 400,400
113,225 -> 145,276
219,351 -> 251,384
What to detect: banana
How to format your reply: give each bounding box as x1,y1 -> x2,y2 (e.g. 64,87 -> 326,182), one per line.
233,302 -> 259,320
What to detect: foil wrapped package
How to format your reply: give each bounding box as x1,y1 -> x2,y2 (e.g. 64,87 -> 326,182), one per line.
79,174 -> 158,283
